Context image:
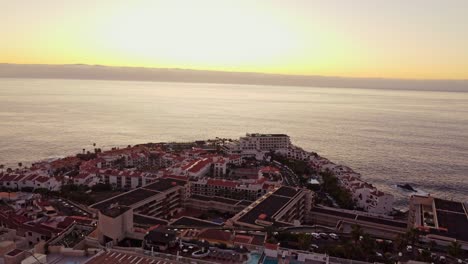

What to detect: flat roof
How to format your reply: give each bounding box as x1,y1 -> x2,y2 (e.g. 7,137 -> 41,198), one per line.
143,178 -> 186,192
134,214 -> 168,227
86,250 -> 182,264
313,207 -> 407,229
100,205 -> 131,218
434,209 -> 468,241
170,216 -> 221,228
6,249 -> 23,256
274,186 -> 299,198
434,198 -> 465,213
238,194 -> 291,225
356,215 -> 407,229
418,197 -> 468,242
238,200 -> 253,207
91,188 -> 158,210
248,133 -> 288,137
190,194 -> 240,205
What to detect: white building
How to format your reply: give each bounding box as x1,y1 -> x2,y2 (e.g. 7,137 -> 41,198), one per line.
180,158 -> 212,178
277,146 -> 311,161
213,158 -> 227,177
339,174 -> 394,215
239,133 -> 291,152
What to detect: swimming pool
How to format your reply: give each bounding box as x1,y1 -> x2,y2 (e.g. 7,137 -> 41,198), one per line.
246,252 -> 261,264
262,256 -> 279,264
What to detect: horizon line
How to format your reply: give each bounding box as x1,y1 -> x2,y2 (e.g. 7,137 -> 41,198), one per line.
2,62 -> 467,82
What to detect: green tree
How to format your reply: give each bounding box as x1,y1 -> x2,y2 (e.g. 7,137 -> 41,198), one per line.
297,233 -> 312,250
418,249 -> 432,262
428,240 -> 437,251
320,171 -> 354,209
351,224 -> 364,243
447,241 -> 462,258
406,228 -> 420,247
395,232 -> 408,251
360,233 -> 376,256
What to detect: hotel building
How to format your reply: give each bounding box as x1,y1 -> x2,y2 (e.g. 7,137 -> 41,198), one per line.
227,186 -> 313,229
239,133 -> 291,152
408,195 -> 468,249
90,177 -> 189,220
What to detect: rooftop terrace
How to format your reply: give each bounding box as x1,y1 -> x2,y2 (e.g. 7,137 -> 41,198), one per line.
238,194 -> 291,225
434,198 -> 465,213
274,186 -> 299,198
170,216 -> 222,228
100,205 -> 131,218
134,214 -> 168,227
91,188 -> 158,210
143,178 -> 187,192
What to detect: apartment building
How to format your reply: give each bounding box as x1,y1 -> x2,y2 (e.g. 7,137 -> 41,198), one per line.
408,195 -> 468,249
91,177 -> 189,220
239,133 -> 291,152
186,194 -> 252,214
97,169 -> 155,189
276,145 -> 311,161
190,178 -> 267,201
227,186 -> 313,229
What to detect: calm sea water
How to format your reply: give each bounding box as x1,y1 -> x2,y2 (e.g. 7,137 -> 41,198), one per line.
1,78 -> 467,205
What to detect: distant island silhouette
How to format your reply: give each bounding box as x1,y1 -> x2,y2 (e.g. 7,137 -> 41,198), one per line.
1,63 -> 467,91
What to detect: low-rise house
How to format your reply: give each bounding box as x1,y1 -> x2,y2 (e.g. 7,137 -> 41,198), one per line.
213,158 -> 227,177
181,158 -> 212,178
143,226 -> 177,251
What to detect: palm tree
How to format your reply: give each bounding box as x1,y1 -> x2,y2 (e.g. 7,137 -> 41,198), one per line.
298,233 -> 312,250
419,249 -> 432,262
18,162 -> 23,171
447,241 -> 462,258
360,233 -> 376,259
406,228 -> 420,247
396,232 -> 408,251
351,224 -> 364,243
428,240 -> 437,251
0,164 -> 4,173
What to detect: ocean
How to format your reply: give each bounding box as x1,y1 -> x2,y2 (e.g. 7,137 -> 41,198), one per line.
0,78 -> 467,206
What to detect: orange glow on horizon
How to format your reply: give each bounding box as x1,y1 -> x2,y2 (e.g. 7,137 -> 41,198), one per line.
1,0 -> 467,80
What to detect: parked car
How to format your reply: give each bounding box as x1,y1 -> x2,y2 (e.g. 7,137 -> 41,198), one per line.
329,233 -> 339,240
311,233 -> 321,239
319,233 -> 328,239
310,244 -> 319,250
406,245 -> 413,252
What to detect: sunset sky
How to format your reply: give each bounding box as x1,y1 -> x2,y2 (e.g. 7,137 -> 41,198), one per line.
1,0 -> 467,79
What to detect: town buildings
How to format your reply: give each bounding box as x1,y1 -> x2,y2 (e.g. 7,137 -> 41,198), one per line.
312,158 -> 394,215
408,194 -> 468,249
239,133 -> 291,152
91,177 -> 189,220
228,186 -> 313,229
1,133 -> 441,264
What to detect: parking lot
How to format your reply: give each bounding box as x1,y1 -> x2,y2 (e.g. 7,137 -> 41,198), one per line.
277,230 -> 466,264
